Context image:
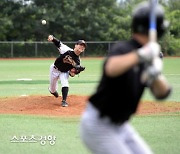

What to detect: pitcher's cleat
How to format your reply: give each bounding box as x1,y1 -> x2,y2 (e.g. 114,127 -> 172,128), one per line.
61,100 -> 68,107
48,88 -> 59,98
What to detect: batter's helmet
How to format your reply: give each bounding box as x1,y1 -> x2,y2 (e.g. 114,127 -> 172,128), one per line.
131,1 -> 169,38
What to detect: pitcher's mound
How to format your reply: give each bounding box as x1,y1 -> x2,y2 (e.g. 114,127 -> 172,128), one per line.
0,95 -> 179,116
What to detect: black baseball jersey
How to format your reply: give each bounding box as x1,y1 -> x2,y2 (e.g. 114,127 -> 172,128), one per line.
89,39 -> 145,124
52,37 -> 80,72
54,51 -> 80,72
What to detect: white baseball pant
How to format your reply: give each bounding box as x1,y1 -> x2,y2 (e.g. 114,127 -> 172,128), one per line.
49,64 -> 69,93
80,103 -> 153,154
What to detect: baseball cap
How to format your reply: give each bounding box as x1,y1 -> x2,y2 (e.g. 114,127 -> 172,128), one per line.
76,40 -> 87,48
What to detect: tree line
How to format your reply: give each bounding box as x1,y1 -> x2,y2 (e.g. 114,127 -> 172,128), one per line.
0,0 -> 179,55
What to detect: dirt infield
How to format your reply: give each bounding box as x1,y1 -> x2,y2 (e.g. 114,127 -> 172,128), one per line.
0,95 -> 179,116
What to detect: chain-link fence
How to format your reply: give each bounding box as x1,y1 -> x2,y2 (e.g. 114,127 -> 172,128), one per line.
0,41 -> 118,58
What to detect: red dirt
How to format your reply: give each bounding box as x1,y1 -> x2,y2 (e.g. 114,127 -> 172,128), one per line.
0,95 -> 179,116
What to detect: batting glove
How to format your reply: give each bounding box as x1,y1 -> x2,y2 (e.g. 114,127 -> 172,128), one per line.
141,57 -> 163,86
137,42 -> 161,63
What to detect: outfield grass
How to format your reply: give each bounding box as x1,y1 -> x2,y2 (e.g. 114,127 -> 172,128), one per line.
0,57 -> 180,154
131,113 -> 180,154
0,115 -> 90,154
0,57 -> 179,101
0,58 -> 103,97
0,114 -> 179,154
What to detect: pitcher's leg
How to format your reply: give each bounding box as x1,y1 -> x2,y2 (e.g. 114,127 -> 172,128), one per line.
60,72 -> 69,107
49,64 -> 59,97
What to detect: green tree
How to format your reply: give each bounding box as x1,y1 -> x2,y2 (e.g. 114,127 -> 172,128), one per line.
0,0 -> 179,55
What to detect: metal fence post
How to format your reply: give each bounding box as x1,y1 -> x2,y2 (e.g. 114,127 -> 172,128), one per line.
11,42 -> 14,58
108,43 -> 110,52
35,42 -> 37,57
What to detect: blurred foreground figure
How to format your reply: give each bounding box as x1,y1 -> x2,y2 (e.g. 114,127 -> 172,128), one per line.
80,1 -> 171,154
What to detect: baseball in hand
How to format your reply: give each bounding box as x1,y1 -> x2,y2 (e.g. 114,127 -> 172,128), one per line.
41,19 -> 46,25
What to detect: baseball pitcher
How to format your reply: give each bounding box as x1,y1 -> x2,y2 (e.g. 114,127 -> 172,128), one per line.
48,35 -> 86,107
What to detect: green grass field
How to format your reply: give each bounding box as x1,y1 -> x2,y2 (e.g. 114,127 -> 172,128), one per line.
0,57 -> 180,154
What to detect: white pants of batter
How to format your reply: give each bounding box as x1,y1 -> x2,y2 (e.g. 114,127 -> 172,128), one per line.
49,64 -> 69,93
80,103 -> 153,154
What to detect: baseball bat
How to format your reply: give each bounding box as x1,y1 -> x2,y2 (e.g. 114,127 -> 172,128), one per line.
140,0 -> 159,84
149,0 -> 158,42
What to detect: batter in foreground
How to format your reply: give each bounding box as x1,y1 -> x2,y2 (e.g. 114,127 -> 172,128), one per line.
80,1 -> 171,154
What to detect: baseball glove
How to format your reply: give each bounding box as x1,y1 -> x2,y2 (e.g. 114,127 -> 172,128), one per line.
69,65 -> 85,77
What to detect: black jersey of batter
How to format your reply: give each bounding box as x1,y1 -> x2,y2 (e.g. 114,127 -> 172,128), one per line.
54,51 -> 80,72
89,39 -> 145,124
